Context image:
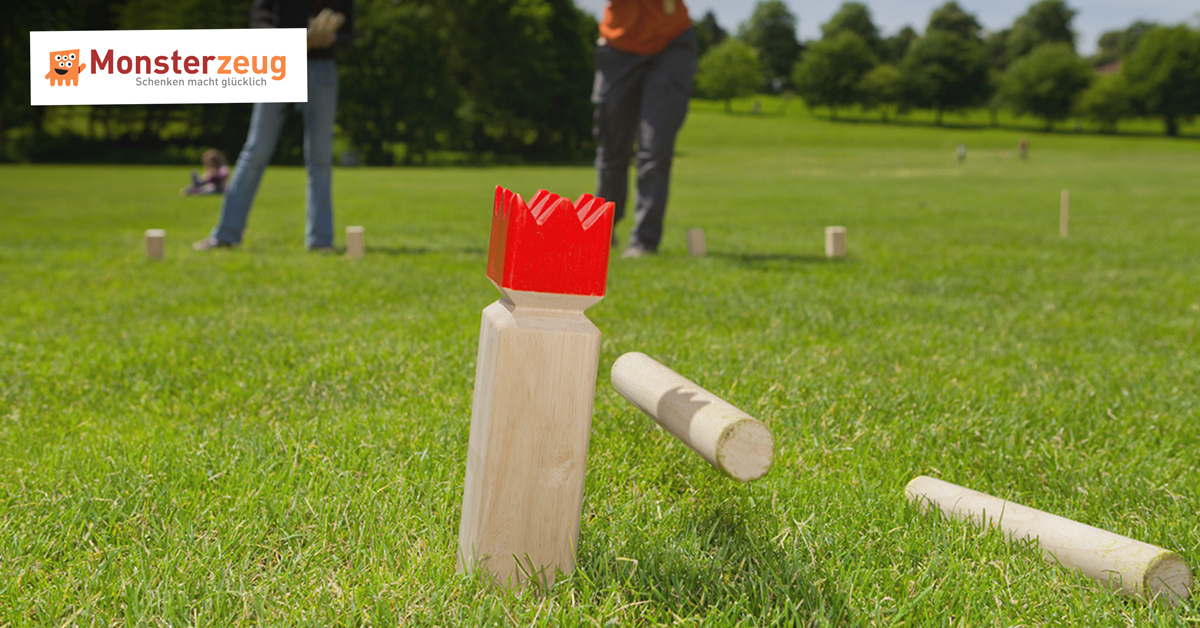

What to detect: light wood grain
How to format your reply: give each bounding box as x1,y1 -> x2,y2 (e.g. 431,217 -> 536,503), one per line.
1060,189 -> 1070,237
611,352 -> 774,482
145,229 -> 165,260
686,228 -> 707,257
345,226 -> 364,258
457,292 -> 601,589
825,226 -> 846,258
906,475 -> 1192,606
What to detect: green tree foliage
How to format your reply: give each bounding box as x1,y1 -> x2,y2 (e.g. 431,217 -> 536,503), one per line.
859,64 -> 904,120
444,0 -> 596,161
821,3 -> 883,56
1092,21 -> 1157,66
1122,25 -> 1200,136
1008,0 -> 1077,61
927,2 -> 982,41
985,29 -> 1011,69
695,40 -> 762,112
738,1 -> 802,90
695,10 -> 729,58
338,0 -> 458,165
793,32 -> 878,119
1076,74 -> 1132,132
883,26 -> 918,65
1000,42 -> 1091,129
900,29 -> 991,125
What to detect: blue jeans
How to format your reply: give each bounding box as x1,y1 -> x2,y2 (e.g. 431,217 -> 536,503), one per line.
211,59 -> 338,248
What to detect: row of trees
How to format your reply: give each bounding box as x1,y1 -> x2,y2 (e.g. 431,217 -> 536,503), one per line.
1,0 -> 597,164
695,1 -> 1200,136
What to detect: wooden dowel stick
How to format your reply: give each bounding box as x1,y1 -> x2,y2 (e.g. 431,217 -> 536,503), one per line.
825,226 -> 846,258
145,229 -> 165,260
345,225 -> 364,258
686,228 -> 707,257
906,476 -> 1192,606
611,352 -> 774,482
1060,189 -> 1069,237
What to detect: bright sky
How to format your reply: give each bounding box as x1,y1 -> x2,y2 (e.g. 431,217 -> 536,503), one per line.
575,1 -> 1200,55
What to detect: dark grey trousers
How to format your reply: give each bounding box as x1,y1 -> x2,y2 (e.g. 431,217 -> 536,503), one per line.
592,28 -> 697,251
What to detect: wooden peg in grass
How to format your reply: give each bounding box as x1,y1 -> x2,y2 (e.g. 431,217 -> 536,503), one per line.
611,352 -> 774,482
686,228 -> 706,257
1060,189 -> 1070,237
825,226 -> 846,258
345,226 -> 364,258
145,229 -> 165,259
905,475 -> 1192,606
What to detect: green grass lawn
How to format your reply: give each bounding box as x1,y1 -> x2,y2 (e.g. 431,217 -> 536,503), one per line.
2,98 -> 1198,626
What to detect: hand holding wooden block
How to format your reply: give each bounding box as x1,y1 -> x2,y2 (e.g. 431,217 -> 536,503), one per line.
345,226 -> 364,258
906,475 -> 1192,606
457,186 -> 615,589
825,226 -> 846,258
611,352 -> 774,482
145,229 -> 165,259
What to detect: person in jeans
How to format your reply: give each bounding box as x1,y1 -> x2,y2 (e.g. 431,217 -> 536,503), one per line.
194,0 -> 354,252
593,0 -> 697,258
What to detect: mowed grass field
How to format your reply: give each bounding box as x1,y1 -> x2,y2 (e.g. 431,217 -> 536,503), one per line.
2,99 -> 1199,626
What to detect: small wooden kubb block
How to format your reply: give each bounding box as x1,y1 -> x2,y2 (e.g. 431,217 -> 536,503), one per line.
346,225 -> 364,258
145,229 -> 165,259
906,476 -> 1192,606
611,352 -> 775,482
686,228 -> 707,257
1060,189 -> 1070,237
825,226 -> 846,258
457,186 -> 615,589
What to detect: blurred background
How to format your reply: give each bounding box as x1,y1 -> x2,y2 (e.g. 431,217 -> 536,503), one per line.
3,0 -> 1198,166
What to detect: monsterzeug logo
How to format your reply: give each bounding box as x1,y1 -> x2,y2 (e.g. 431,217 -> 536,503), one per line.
46,49 -> 85,86
31,29 -> 307,106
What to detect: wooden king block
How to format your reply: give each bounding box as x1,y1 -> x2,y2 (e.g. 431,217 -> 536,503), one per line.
907,476 -> 1192,606
686,228 -> 707,257
346,226 -> 364,258
458,186 -> 615,589
825,226 -> 846,258
145,229 -> 165,259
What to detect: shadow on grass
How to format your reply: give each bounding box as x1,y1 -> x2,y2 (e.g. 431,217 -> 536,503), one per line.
364,246 -> 486,257
580,503 -> 851,624
710,252 -> 838,269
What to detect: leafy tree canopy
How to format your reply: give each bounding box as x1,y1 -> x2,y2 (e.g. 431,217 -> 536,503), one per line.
1000,42 -> 1091,128
900,29 -> 992,123
1076,74 -> 1132,132
1008,0 -> 1077,60
738,1 -> 803,90
695,10 -> 729,58
696,40 -> 762,112
821,3 -> 883,56
793,31 -> 878,118
883,26 -> 918,65
1122,24 -> 1200,136
927,2 -> 983,42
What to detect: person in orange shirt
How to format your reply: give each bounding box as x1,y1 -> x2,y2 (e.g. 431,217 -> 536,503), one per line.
594,0 -> 697,258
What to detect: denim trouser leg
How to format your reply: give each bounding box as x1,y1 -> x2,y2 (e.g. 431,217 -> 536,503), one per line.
301,59 -> 338,249
212,102 -> 289,244
592,29 -> 697,250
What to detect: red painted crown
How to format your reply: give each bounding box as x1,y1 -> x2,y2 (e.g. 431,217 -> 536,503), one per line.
487,186 -> 615,297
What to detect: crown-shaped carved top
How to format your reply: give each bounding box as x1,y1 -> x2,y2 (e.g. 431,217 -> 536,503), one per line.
487,186 -> 615,298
